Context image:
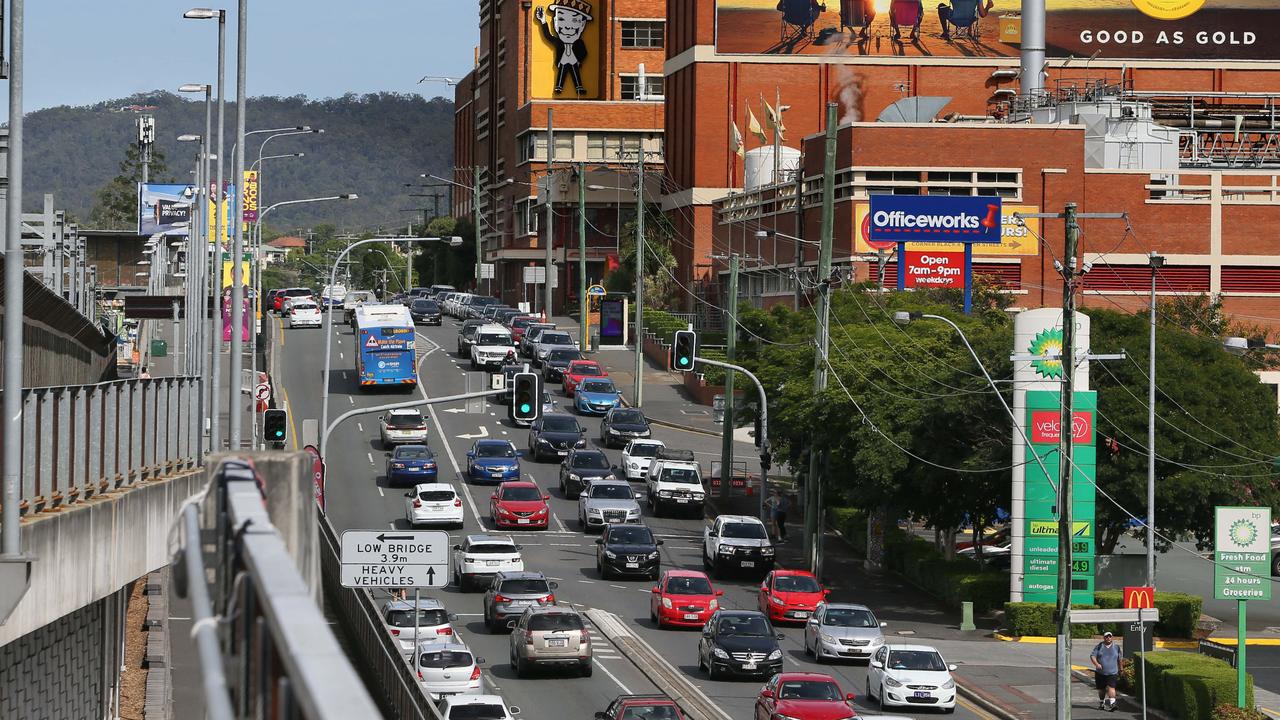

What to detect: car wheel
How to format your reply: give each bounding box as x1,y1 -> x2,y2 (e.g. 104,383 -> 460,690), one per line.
578,513 -> 586,530
803,636 -> 813,657
650,604 -> 659,624
879,683 -> 887,707
813,645 -> 827,664
697,650 -> 706,673
706,658 -> 720,681
579,660 -> 593,678
514,656 -> 529,678
598,560 -> 610,580
866,677 -> 872,700
649,569 -> 659,582
702,550 -> 712,572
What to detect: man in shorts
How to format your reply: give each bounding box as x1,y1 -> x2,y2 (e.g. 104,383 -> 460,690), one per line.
1090,631 -> 1122,711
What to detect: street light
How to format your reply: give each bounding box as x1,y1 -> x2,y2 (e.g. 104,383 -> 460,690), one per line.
251,152 -> 303,171
418,75 -> 461,86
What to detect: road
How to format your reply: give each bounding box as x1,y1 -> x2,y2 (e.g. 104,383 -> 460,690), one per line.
274,313 -> 991,719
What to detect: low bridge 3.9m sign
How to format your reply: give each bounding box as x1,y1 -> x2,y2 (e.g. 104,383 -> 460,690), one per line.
340,530 -> 450,588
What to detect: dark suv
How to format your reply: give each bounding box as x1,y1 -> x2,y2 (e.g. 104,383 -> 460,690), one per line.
558,448 -> 615,499
697,610 -> 784,680
543,348 -> 584,383
410,298 -> 442,325
527,414 -> 586,461
483,571 -> 558,632
595,524 -> 663,580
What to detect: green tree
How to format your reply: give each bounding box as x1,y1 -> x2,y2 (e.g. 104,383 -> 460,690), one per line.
88,143 -> 171,230
412,215 -> 476,290
605,207 -> 679,310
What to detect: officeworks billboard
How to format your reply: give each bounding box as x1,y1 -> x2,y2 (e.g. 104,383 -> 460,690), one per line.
868,195 -> 1003,245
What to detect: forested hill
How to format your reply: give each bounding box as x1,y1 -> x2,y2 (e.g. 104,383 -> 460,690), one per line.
25,91 -> 455,232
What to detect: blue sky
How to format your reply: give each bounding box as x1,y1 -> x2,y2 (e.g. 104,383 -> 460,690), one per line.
6,1 -> 478,111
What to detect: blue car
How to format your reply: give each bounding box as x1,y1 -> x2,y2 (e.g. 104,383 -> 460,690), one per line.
466,439 -> 522,484
575,378 -> 623,416
386,444 -> 438,487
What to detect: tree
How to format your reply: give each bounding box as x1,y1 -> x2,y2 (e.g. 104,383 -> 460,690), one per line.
605,207 -> 680,310
412,216 -> 475,291
88,143 -> 171,230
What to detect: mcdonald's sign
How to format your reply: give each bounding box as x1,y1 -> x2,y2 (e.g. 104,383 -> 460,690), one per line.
1123,586 -> 1156,609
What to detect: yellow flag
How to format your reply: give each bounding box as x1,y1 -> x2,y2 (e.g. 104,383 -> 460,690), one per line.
763,100 -> 786,140
730,120 -> 744,158
746,108 -> 767,144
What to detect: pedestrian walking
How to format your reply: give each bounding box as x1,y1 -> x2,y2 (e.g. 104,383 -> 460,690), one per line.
766,488 -> 791,543
1090,631 -> 1122,711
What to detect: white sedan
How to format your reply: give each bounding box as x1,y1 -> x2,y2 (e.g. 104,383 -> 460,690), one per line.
620,439 -> 665,481
438,694 -> 520,720
866,644 -> 958,712
287,301 -> 322,328
404,484 -> 465,528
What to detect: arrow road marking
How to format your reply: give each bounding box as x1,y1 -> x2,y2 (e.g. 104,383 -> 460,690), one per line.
442,407 -> 467,414
458,427 -> 489,440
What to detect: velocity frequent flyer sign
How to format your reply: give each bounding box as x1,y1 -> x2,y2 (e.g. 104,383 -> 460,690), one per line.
869,196 -> 1003,245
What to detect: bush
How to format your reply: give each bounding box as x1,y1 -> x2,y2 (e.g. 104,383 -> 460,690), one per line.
1211,705 -> 1269,720
1094,589 -> 1202,639
879,528 -> 1008,613
1003,602 -> 1098,638
1118,657 -> 1135,693
1133,651 -> 1253,719
827,507 -> 868,556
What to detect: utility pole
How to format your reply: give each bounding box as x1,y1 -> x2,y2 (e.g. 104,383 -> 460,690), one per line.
473,166 -> 484,294
1054,203 -> 1080,720
544,108 -> 555,320
805,102 -> 837,578
138,115 -> 154,184
578,161 -> 588,351
721,255 -> 739,500
228,0 -> 248,449
633,147 -> 646,407
792,169 -> 804,311
1147,250 -> 1163,589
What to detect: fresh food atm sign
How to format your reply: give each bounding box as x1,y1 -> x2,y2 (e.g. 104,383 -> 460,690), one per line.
340,530 -> 449,588
1214,506 -> 1272,601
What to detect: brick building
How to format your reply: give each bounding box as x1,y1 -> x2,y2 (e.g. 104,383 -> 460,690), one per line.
453,0 -> 668,314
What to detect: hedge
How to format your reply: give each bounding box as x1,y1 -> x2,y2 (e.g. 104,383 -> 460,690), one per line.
1132,651 -> 1253,720
877,525 -> 1008,614
1004,602 -> 1100,639
1093,589 -> 1202,639
828,507 -> 868,556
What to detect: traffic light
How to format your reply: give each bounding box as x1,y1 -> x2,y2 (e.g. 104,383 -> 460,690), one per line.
672,330 -> 697,372
510,372 -> 541,423
263,409 -> 288,444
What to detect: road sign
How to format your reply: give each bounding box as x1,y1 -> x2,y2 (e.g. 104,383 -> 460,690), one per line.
1124,586 -> 1156,609
339,529 -> 449,589
587,284 -> 606,296
254,383 -> 271,401
1214,506 -> 1272,601
1068,608 -> 1160,624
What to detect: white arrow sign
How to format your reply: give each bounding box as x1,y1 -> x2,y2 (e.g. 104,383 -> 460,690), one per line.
340,529 -> 450,589
458,426 -> 489,440
442,407 -> 468,414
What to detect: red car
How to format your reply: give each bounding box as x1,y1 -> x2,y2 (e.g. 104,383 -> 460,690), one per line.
562,360 -> 607,397
508,316 -> 541,343
649,569 -> 723,629
489,481 -> 550,529
596,694 -> 686,720
758,569 -> 828,624
754,673 -> 857,720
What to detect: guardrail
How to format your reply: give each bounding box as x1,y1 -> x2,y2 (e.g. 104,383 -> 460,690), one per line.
4,376 -> 201,515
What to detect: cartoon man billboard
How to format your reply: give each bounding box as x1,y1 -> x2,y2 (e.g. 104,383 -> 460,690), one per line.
534,0 -> 593,96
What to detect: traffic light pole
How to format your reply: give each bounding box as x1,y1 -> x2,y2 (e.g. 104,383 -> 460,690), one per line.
692,355 -> 770,521
720,255 -> 738,501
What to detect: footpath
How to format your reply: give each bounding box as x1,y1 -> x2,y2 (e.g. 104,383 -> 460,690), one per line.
585,333 -> 1280,720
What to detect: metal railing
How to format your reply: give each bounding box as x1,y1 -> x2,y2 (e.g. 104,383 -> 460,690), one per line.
3,376 -> 201,515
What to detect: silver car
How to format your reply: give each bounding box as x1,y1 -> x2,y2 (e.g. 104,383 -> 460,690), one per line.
532,330 -> 577,366
507,606 -> 592,678
483,571 -> 558,632
803,602 -> 887,662
381,598 -> 458,655
578,479 -> 643,532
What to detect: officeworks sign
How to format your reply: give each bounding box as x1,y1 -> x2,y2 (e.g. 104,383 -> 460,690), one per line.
869,195 -> 1004,245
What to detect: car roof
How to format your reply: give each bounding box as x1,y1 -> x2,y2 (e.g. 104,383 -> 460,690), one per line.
664,568 -> 710,579
475,439 -> 515,449
522,605 -> 582,617
571,448 -> 607,457
886,644 -> 942,653
587,478 -> 630,488
628,439 -> 665,447
496,570 -> 548,581
718,609 -> 768,618
389,408 -> 422,416
395,444 -> 432,454
719,514 -> 765,524
568,360 -> 601,368
444,694 -> 507,705
411,482 -> 454,492
774,672 -> 842,682
415,640 -> 472,653
540,413 -> 576,422
466,534 -> 516,544
773,569 -> 818,579
821,602 -> 872,612
477,323 -> 510,332
383,597 -> 445,611
499,481 -> 538,489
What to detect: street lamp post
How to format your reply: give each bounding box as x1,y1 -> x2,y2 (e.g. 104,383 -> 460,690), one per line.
319,236 -> 462,454
1146,251 -> 1164,588
179,83 -> 213,398
177,133 -> 205,379
228,0 -> 248,450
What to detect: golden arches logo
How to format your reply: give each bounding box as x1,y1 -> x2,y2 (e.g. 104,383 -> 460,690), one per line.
1123,586 -> 1156,609
1130,0 -> 1206,20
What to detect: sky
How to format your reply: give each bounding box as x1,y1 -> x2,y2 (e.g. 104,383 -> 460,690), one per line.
5,1 -> 479,112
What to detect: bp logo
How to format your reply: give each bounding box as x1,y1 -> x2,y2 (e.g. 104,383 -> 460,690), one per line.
1028,327 -> 1064,379
1228,518 -> 1258,548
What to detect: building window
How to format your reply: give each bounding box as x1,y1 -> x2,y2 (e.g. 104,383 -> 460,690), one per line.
587,132 -> 647,162
621,20 -> 664,48
620,74 -> 664,101
496,98 -> 506,128
476,108 -> 490,141
516,198 -> 539,237
497,38 -> 506,68
554,134 -> 574,160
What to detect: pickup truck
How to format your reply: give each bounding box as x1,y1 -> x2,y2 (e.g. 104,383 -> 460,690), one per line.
644,448 -> 705,518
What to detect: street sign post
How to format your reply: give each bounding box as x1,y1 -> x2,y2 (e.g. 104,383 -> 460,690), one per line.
339,529 -> 449,588
1214,506 -> 1271,708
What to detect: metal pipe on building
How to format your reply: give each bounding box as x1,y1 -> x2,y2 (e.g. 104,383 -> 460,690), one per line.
1020,0 -> 1046,101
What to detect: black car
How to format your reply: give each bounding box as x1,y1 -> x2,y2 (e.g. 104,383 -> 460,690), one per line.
697,610 -> 784,680
558,448 -> 614,499
599,408 -> 652,448
543,348 -> 584,383
527,414 -> 587,462
495,363 -> 524,405
457,319 -> 487,356
595,524 -> 662,580
410,298 -> 443,325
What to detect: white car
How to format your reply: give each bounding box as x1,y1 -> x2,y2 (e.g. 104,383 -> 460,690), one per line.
380,598 -> 458,656
866,644 -> 958,712
404,483 -> 465,528
438,694 -> 520,720
286,301 -> 322,328
452,535 -> 525,592
380,408 -> 429,447
470,324 -> 519,370
620,439 -> 665,481
413,640 -> 483,700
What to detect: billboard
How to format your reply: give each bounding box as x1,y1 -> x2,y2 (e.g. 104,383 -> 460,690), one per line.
242,170 -> 259,226
855,203 -> 1039,256
530,0 -> 603,99
868,195 -> 1002,244
714,0 -> 1279,61
138,183 -> 195,236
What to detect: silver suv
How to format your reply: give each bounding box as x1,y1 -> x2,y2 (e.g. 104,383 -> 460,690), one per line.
483,571 -> 558,632
577,479 -> 643,532
508,606 -> 592,678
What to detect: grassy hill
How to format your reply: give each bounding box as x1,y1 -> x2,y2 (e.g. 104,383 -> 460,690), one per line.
24,90 -> 455,233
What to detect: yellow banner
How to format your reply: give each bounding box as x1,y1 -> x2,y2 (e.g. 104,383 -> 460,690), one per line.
222,260 -> 251,289
529,0 -> 602,100
1029,520 -> 1092,538
242,170 -> 259,232
207,190 -> 231,251
854,203 -> 1041,256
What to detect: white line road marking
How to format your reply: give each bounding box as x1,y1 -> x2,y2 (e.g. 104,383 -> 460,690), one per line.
417,335 -> 484,526
348,397 -> 354,405
367,453 -> 374,465
378,486 -> 385,497
501,430 -> 508,435
594,655 -> 633,694
342,371 -> 349,379
577,580 -> 595,584
550,543 -> 580,547
610,584 -> 627,590
339,352 -> 344,359
356,422 -> 363,432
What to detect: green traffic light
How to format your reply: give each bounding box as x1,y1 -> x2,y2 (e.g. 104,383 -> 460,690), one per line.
519,403 -> 531,413
678,356 -> 689,366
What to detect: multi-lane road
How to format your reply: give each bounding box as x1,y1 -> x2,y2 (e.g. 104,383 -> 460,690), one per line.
274,312 -> 990,719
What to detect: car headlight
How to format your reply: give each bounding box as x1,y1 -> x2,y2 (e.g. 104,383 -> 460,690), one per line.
629,462 -> 639,470
691,493 -> 705,500
647,551 -> 659,559
588,508 -> 602,515
575,439 -> 586,447
718,546 -> 734,555
771,595 -> 786,606
709,598 -> 718,610
884,676 -> 903,688
712,647 -> 729,659
603,550 -> 616,559
942,679 -> 955,690
760,547 -> 775,556
767,649 -> 782,660
534,508 -> 547,516
820,633 -> 837,644
658,490 -> 672,498
661,597 -> 673,609
568,473 -> 580,481
498,507 -> 513,516
537,438 -> 551,445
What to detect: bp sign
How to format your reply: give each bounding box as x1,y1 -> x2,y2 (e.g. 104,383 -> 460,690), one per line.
1214,506 -> 1272,601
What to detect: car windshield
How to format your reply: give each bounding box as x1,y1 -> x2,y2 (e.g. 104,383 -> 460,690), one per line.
570,363 -> 603,376
498,578 -> 550,594
476,333 -> 511,346
628,444 -> 662,458
611,410 -> 645,424
475,443 -> 516,458
590,484 -> 633,499
412,300 -> 438,311
388,413 -> 424,428
607,526 -> 654,545
581,380 -> 616,394
572,454 -> 610,470
541,416 -> 579,432
501,486 -> 543,501
660,468 -> 700,485
397,447 -> 433,460
468,543 -> 517,555
528,613 -> 584,632
448,704 -> 507,720
540,332 -> 572,345
548,349 -> 582,363
718,615 -> 770,636
418,490 -> 454,502
385,608 -> 449,628
775,575 -> 822,593
620,708 -> 680,720
722,522 -> 768,539
778,680 -> 843,701
888,650 -> 948,672
824,608 -> 878,628
665,576 -> 713,595
511,318 -> 534,329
